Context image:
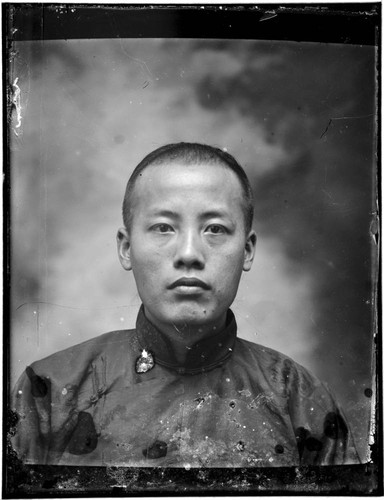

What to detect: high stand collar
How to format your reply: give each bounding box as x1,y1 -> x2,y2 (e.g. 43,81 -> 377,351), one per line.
135,305 -> 237,375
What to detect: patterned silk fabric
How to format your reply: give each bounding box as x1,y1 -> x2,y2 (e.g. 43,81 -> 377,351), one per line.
11,307 -> 360,467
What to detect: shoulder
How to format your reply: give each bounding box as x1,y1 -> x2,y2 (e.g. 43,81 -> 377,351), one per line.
27,329 -> 136,382
36,328 -> 135,362
235,336 -> 304,371
234,338 -> 326,398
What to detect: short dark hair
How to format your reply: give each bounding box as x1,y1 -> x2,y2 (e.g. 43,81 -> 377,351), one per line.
122,142 -> 254,232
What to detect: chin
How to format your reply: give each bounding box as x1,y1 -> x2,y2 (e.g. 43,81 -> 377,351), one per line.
166,303 -> 221,327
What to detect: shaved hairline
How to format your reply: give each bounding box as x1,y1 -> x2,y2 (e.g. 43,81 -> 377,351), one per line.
122,143 -> 254,233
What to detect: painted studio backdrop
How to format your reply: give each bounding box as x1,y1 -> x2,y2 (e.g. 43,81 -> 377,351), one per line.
9,39 -> 377,462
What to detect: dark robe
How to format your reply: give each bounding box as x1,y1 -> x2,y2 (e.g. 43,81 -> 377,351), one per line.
11,307 -> 360,467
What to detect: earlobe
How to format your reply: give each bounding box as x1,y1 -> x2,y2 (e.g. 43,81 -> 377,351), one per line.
243,230 -> 256,272
116,227 -> 132,271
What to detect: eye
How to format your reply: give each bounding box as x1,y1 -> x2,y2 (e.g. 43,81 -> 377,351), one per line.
152,223 -> 174,233
205,224 -> 226,235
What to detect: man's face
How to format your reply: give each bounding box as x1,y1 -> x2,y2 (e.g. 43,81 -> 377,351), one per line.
117,162 -> 256,335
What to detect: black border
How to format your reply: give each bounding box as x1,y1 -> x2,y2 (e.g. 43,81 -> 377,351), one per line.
3,463 -> 381,496
4,3 -> 381,44
3,3 -> 382,497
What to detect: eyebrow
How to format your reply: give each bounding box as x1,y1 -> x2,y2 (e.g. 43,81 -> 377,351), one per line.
148,209 -> 233,220
198,210 -> 232,220
147,210 -> 181,219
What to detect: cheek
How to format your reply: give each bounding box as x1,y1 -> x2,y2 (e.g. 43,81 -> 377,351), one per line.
220,248 -> 245,273
214,253 -> 244,290
130,249 -> 168,289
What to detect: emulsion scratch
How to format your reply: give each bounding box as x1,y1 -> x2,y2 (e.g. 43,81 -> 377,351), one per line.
309,315 -> 318,327
12,77 -> 22,134
116,39 -> 154,84
321,189 -> 333,200
15,301 -> 132,312
320,114 -> 374,139
369,214 -> 379,246
34,307 -> 40,347
172,323 -> 183,334
259,11 -> 277,22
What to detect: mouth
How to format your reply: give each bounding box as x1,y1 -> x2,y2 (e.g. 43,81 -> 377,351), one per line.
168,277 -> 210,291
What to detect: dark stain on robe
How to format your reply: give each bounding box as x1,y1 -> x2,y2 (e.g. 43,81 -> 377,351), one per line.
67,411 -> 98,455
142,440 -> 168,459
324,411 -> 348,440
26,366 -> 48,397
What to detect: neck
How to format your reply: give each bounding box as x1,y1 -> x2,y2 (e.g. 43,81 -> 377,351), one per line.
144,307 -> 227,354
143,308 -> 227,364
136,305 -> 237,374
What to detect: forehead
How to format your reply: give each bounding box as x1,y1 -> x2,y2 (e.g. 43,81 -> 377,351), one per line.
132,161 -> 244,200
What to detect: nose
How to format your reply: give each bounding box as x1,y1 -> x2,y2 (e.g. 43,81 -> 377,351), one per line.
173,229 -> 205,270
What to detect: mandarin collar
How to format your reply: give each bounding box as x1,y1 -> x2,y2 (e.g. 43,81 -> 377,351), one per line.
135,305 -> 237,375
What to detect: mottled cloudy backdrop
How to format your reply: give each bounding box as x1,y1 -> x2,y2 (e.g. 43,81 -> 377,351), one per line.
9,38 -> 377,461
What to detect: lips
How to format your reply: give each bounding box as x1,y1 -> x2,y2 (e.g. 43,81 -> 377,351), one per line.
168,277 -> 210,290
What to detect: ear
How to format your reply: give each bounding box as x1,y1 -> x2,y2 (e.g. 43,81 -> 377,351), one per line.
117,227 -> 132,271
243,229 -> 256,272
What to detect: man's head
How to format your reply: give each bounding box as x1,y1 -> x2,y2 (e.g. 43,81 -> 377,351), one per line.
117,143 -> 256,337
122,143 -> 254,234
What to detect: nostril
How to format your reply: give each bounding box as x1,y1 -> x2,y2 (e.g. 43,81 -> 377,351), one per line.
174,257 -> 205,270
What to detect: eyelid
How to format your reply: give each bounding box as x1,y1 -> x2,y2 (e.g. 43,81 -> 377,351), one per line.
151,223 -> 175,232
205,223 -> 227,234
